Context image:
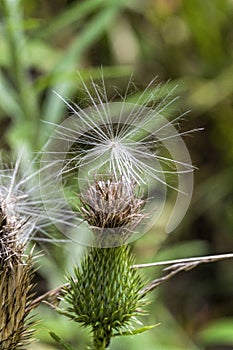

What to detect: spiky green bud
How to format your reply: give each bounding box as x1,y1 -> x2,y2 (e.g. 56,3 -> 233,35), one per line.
60,246 -> 146,349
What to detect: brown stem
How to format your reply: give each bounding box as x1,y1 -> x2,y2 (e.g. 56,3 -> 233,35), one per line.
132,252 -> 233,269
28,282 -> 70,311
139,253 -> 233,296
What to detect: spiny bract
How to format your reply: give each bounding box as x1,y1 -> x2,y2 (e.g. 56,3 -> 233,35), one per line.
60,246 -> 146,337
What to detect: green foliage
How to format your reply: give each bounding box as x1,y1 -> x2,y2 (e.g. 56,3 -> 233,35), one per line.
198,318 -> 233,346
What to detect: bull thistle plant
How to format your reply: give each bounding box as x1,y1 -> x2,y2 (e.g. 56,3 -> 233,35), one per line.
1,78 -> 233,350
40,77 -> 198,349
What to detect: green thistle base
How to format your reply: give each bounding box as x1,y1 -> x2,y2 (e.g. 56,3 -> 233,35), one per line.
60,245 -> 146,349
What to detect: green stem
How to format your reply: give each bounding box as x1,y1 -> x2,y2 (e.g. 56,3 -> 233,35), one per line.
92,327 -> 112,350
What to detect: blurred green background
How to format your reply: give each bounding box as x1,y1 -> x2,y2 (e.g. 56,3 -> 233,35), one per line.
0,0 -> 233,349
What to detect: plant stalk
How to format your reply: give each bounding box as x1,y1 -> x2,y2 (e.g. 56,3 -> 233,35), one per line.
92,327 -> 112,350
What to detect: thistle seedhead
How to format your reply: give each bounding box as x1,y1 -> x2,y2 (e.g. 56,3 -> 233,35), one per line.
41,76 -> 196,246
79,176 -> 146,246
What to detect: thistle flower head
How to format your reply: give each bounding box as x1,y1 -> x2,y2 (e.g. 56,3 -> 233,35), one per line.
41,76 -> 196,246
79,176 -> 146,246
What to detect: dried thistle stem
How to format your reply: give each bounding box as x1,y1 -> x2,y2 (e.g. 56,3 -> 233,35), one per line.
132,253 -> 233,269
137,253 -> 233,296
0,250 -> 36,350
0,206 -> 37,349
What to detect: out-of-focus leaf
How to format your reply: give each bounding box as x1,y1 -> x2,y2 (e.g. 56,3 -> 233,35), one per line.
38,0 -> 108,38
0,31 -> 9,67
41,1 -> 130,136
184,64 -> 233,112
111,303 -> 201,350
183,0 -> 227,66
35,65 -> 132,93
0,72 -> 23,120
1,0 -> 40,147
155,240 -> 209,264
26,40 -> 62,71
198,318 -> 233,345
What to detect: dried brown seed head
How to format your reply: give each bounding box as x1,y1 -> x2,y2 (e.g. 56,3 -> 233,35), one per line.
79,177 -> 146,245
